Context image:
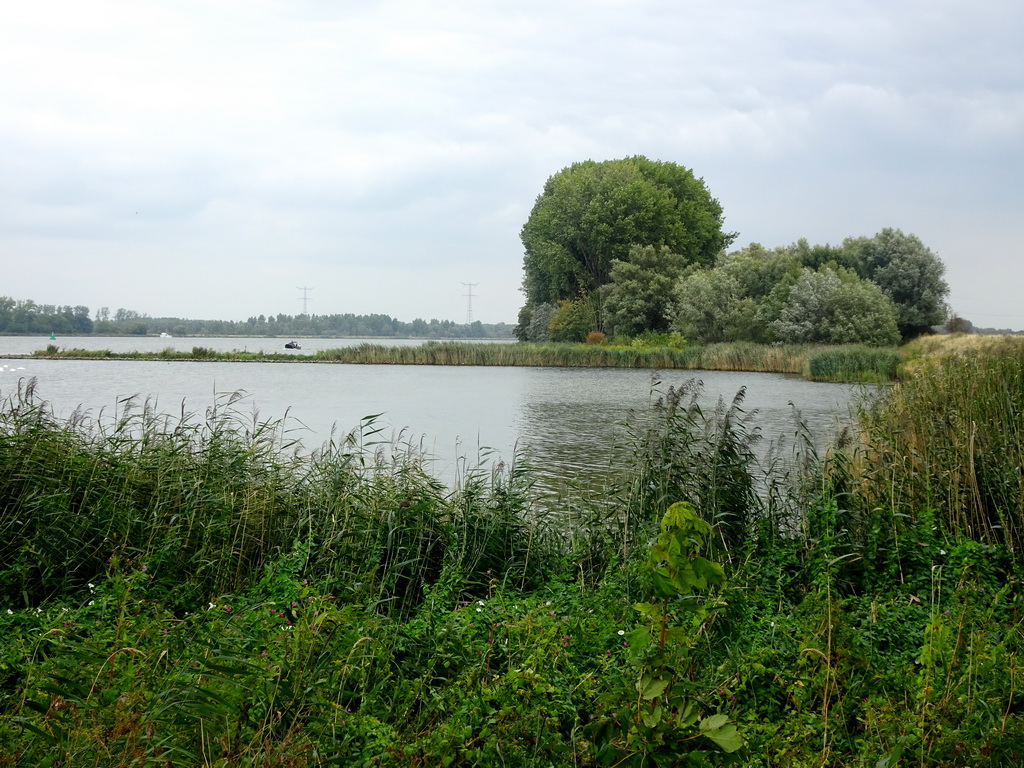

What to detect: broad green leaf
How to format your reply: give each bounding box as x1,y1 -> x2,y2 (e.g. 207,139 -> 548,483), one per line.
626,627 -> 651,652
700,715 -> 743,753
691,555 -> 726,586
632,602 -> 658,618
681,562 -> 708,590
677,700 -> 698,727
663,626 -> 690,644
641,702 -> 663,728
700,713 -> 729,731
638,675 -> 669,700
651,569 -> 678,598
647,546 -> 668,565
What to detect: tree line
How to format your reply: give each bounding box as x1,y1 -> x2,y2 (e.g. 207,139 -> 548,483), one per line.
0,299 -> 514,339
516,156 -> 951,345
0,298 -> 94,335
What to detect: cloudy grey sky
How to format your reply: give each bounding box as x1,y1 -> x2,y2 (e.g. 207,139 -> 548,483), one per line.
2,0 -> 1022,328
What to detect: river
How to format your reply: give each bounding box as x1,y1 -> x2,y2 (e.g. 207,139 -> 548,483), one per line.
0,336 -> 866,487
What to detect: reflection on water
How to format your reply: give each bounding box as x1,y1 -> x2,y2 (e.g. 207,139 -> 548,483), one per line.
0,338 -> 867,488
514,369 -> 867,491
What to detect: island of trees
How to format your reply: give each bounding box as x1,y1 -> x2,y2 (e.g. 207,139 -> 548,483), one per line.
516,156 -> 952,346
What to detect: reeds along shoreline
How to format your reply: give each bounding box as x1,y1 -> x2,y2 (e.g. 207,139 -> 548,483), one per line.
853,343 -> 1024,552
24,340 -> 905,382
1,347 -> 1023,766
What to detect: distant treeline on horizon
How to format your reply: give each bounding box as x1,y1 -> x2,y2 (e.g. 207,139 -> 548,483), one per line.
0,296 -> 515,339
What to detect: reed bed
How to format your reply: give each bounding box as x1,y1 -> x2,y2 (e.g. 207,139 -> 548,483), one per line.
902,332 -> 1024,360
319,341 -> 859,376
26,340 -> 905,381
0,381 -> 553,613
695,342 -> 810,374
806,346 -> 901,382
314,341 -> 706,368
851,344 -> 1024,552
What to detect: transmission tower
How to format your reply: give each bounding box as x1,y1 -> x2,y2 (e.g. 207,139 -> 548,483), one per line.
462,282 -> 478,324
297,286 -> 313,315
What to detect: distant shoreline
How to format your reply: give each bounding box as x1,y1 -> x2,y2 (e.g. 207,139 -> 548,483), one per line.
2,340 -> 913,384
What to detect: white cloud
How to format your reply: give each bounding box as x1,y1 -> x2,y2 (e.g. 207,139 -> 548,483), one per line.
0,0 -> 1022,327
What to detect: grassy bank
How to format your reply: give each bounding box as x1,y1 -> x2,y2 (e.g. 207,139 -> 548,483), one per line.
901,332 -> 1024,359
23,340 -> 906,382
2,345 -> 1023,766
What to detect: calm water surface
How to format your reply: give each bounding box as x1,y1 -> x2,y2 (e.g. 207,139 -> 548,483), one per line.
0,336 -> 865,485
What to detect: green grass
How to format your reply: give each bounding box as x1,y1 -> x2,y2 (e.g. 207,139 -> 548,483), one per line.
1,347 -> 1023,766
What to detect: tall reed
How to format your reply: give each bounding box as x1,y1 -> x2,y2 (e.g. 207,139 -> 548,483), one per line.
807,347 -> 901,382
851,345 -> 1024,554
609,379 -> 764,558
0,381 -> 557,613
314,341 -> 706,368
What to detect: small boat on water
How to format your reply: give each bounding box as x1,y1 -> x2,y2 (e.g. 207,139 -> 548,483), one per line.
284,341 -> 301,350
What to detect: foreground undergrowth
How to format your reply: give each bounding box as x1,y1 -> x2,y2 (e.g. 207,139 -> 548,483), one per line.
2,348 -> 1023,766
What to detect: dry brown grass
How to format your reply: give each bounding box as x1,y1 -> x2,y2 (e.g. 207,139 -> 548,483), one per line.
903,333 -> 1024,359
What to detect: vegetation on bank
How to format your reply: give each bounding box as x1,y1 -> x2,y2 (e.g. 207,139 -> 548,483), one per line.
2,344 -> 1024,766
900,330 -> 1024,361
0,295 -> 514,339
22,339 -> 906,383
26,331 -> 1018,384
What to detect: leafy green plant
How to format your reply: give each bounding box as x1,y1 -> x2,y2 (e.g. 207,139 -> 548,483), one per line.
628,331 -> 688,351
592,502 -> 743,765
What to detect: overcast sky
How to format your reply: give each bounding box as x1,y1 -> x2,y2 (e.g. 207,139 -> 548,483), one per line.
2,0 -> 1022,328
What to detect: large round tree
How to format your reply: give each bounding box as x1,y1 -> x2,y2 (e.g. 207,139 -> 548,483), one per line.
518,157 -> 732,335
